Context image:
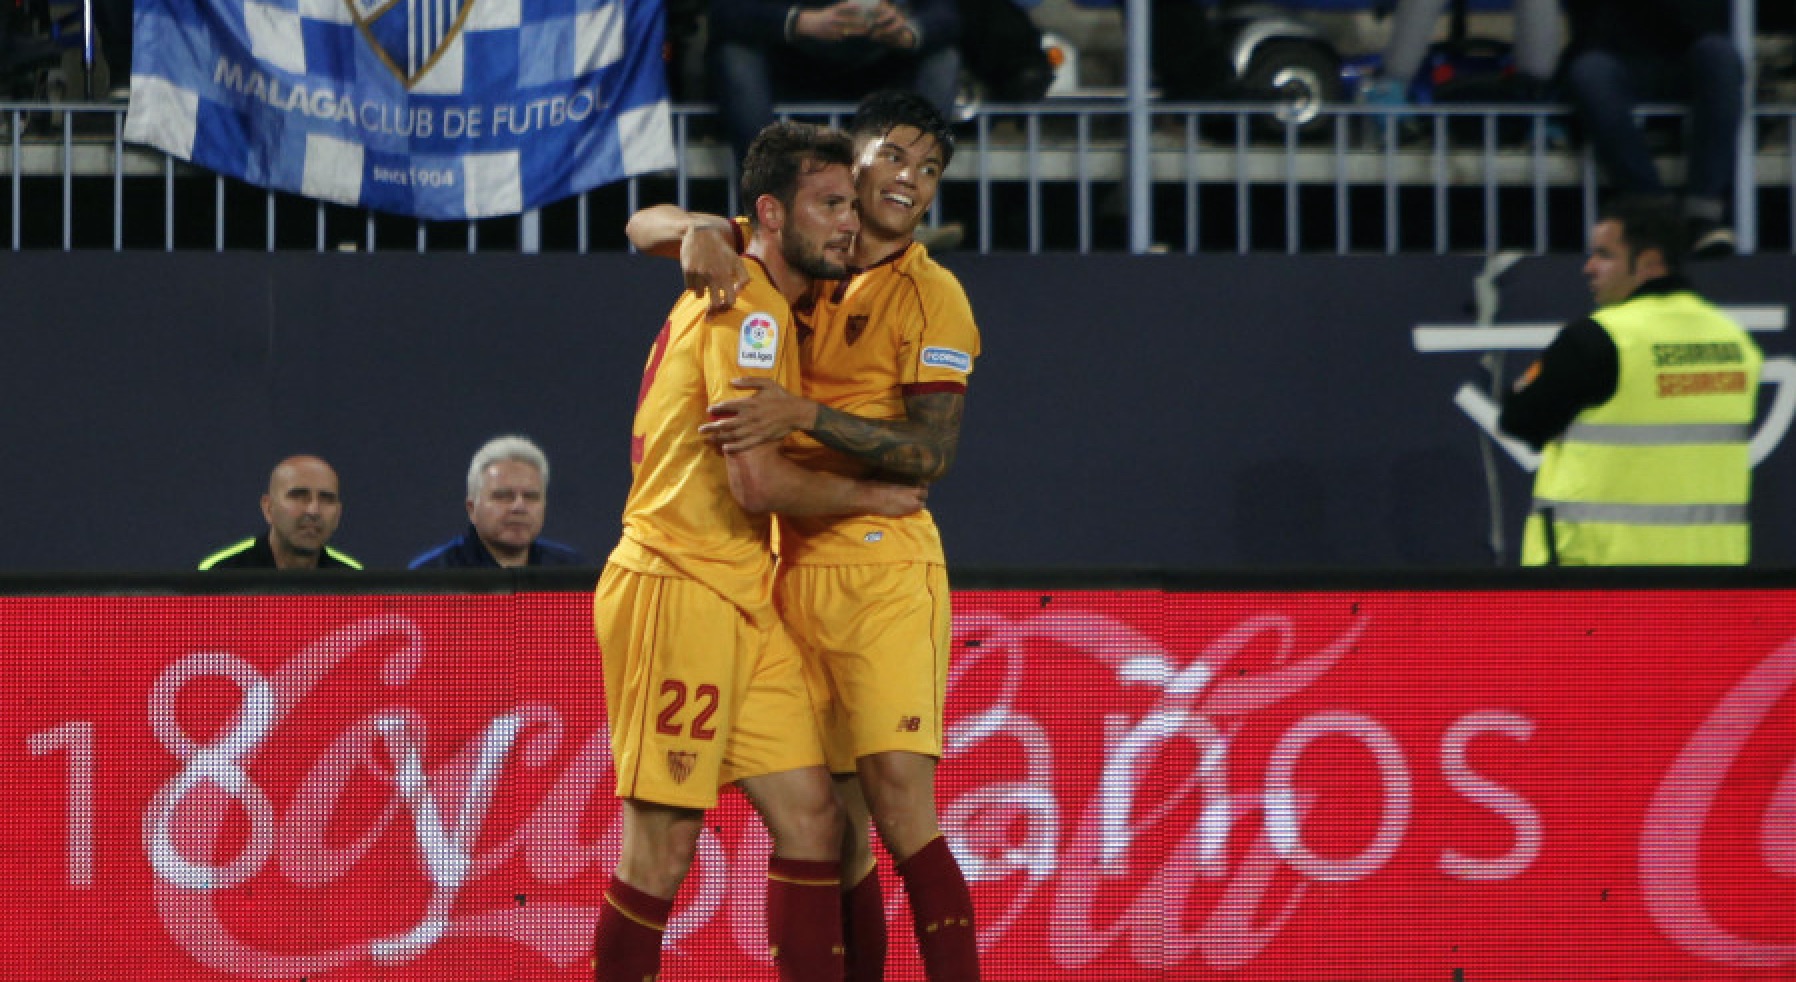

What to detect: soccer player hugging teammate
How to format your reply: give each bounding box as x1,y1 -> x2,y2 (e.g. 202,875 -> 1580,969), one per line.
626,89 -> 983,982
593,120 -> 928,982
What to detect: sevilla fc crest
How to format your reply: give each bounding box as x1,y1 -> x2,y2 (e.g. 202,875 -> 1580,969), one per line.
844,315 -> 869,346
344,0 -> 473,88
666,750 -> 698,784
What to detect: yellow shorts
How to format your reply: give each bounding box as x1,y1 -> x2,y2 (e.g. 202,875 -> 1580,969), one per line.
776,562 -> 951,773
595,563 -> 826,809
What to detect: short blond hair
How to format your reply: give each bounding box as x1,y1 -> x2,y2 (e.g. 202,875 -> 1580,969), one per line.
467,435 -> 548,499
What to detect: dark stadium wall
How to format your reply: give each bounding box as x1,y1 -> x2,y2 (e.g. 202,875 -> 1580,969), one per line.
5,252 -> 1793,571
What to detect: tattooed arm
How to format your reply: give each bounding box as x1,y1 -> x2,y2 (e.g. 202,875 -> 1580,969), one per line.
810,388 -> 963,483
700,378 -> 965,483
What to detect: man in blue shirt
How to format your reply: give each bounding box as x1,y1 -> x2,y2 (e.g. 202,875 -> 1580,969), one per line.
410,435 -> 588,568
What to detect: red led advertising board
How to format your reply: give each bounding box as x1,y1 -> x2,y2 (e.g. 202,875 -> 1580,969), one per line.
1,588 -> 1791,980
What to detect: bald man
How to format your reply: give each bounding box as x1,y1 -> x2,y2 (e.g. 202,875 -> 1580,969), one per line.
199,455 -> 363,570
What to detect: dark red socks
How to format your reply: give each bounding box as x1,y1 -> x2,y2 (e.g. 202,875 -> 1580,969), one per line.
593,876 -> 674,982
895,837 -> 979,982
842,864 -> 889,982
768,856 -> 846,982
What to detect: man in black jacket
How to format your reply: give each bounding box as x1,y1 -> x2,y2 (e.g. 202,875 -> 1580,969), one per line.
199,455 -> 362,570
1560,0 -> 1744,258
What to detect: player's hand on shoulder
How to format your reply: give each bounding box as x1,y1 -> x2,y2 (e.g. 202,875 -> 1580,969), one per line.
682,223 -> 747,312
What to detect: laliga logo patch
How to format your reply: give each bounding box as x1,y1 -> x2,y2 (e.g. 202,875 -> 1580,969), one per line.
738,312 -> 779,368
345,0 -> 473,88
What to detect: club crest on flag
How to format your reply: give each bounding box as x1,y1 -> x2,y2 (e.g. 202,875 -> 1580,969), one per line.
345,0 -> 473,88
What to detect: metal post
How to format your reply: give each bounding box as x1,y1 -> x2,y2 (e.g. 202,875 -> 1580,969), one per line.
1077,112 -> 1092,254
10,109 -> 20,250
578,192 -> 590,254
82,0 -> 96,98
1027,113 -> 1041,254
521,208 -> 541,254
1733,0 -> 1756,253
63,123 -> 73,251
1125,0 -> 1151,254
113,114 -> 123,251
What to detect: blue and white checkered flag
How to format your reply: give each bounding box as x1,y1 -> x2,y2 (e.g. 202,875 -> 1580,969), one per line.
126,0 -> 675,219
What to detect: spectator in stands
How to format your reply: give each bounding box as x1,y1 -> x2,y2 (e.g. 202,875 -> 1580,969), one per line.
94,0 -> 131,101
706,0 -> 960,168
1362,0 -> 1562,104
1561,0 -> 1743,258
409,435 -> 587,568
0,7 -> 62,83
199,455 -> 363,570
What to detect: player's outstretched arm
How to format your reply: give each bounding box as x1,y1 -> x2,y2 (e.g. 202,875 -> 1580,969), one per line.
706,379 -> 964,483
725,441 -> 928,517
625,204 -> 746,311
625,204 -> 730,256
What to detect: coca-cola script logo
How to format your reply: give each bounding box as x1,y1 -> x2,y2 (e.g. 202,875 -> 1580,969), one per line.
1641,634 -> 1796,967
127,599 -> 1796,979
938,606 -> 1546,973
143,615 -> 620,977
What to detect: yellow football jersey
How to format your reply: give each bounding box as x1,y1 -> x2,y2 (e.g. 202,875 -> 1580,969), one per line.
779,242 -> 981,566
607,258 -> 801,620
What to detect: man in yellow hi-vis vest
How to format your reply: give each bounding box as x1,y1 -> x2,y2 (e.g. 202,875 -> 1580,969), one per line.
1500,195 -> 1761,565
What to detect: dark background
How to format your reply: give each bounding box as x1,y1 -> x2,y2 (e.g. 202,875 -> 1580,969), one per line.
4,251 -> 1791,571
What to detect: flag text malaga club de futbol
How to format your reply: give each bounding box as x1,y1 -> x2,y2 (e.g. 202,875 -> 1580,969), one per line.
127,0 -> 676,220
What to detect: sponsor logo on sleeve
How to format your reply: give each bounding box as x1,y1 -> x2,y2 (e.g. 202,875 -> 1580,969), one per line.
738,313 -> 779,369
920,346 -> 971,373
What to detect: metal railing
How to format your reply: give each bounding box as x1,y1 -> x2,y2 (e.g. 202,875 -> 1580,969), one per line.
5,100 -> 1795,254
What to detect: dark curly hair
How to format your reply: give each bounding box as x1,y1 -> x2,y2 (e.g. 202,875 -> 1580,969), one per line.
739,121 -> 856,224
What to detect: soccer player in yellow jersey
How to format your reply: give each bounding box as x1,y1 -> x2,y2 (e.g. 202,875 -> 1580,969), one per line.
625,91 -> 981,982
593,121 -> 930,982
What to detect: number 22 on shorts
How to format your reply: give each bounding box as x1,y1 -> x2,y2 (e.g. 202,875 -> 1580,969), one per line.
656,679 -> 720,740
